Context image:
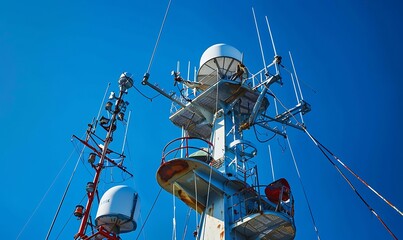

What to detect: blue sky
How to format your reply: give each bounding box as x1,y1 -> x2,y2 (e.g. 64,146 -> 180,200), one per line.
1,0 -> 402,239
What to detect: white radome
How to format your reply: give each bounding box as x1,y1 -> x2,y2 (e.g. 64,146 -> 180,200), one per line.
95,185 -> 140,234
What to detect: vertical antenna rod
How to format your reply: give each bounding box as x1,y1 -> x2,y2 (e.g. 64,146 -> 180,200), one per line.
289,51 -> 304,100
145,0 -> 172,74
252,7 -> 268,75
268,145 -> 275,181
265,16 -> 279,74
121,110 -> 132,154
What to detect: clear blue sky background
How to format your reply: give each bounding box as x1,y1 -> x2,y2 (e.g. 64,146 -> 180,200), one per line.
1,0 -> 402,239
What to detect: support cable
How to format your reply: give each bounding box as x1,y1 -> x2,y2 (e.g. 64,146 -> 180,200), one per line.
268,145 -> 275,182
181,208 -> 192,240
194,171 -> 199,236
45,140 -> 85,240
146,0 -> 172,74
121,110 -> 131,154
96,83 -> 111,121
286,135 -> 321,240
200,166 -> 213,238
135,188 -> 163,240
289,51 -> 304,100
269,81 -> 399,238
132,84 -> 161,101
307,130 -> 403,217
172,184 -> 177,240
16,148 -> 76,240
271,88 -> 403,218
55,212 -> 73,240
278,65 -> 304,124
303,129 -> 398,239
55,194 -> 87,239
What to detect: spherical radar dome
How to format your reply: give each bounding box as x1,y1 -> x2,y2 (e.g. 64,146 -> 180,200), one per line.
95,185 -> 140,234
197,43 -> 247,87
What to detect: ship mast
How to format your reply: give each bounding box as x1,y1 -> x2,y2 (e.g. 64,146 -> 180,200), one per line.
143,43 -> 309,239
74,73 -> 136,240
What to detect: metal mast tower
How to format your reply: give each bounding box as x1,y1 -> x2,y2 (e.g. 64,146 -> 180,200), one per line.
144,44 -> 309,239
72,73 -> 140,240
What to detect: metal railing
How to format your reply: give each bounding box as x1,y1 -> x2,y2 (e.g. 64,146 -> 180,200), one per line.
228,185 -> 295,224
161,137 -> 214,165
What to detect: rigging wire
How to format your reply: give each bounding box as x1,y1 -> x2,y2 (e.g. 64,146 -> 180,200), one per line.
303,129 -> 398,239
97,83 -> 111,121
288,51 -> 305,100
132,84 -> 161,101
286,135 -> 321,240
55,193 -> 87,239
307,130 -> 403,217
271,87 -> 402,217
121,110 -> 131,154
200,166 -> 213,238
270,88 -> 400,238
194,171 -> 199,236
172,184 -> 177,240
181,208 -> 192,240
268,145 -> 275,182
45,139 -> 87,240
253,124 -> 276,143
55,212 -> 74,240
145,0 -> 172,74
75,140 -> 94,178
16,148 -> 76,240
135,188 -> 163,240
138,211 -> 147,240
278,63 -> 305,124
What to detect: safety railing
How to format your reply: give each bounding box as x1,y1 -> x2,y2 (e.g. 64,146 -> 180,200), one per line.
228,185 -> 294,225
161,137 -> 214,165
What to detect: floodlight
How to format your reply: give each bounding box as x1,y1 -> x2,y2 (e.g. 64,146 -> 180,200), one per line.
118,112 -> 125,121
99,116 -> 110,125
88,153 -> 96,164
118,72 -> 134,91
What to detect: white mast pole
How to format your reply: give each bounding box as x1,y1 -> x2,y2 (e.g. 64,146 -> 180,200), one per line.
186,61 -> 190,98
252,7 -> 268,76
289,51 -> 304,100
265,16 -> 279,74
289,51 -> 305,123
268,145 -> 275,181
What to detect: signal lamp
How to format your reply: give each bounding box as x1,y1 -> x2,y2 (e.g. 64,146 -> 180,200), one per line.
118,112 -> 125,121
74,205 -> 85,219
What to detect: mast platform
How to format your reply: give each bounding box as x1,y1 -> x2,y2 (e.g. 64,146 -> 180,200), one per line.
157,157 -> 245,213
169,75 -> 268,139
231,211 -> 296,240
